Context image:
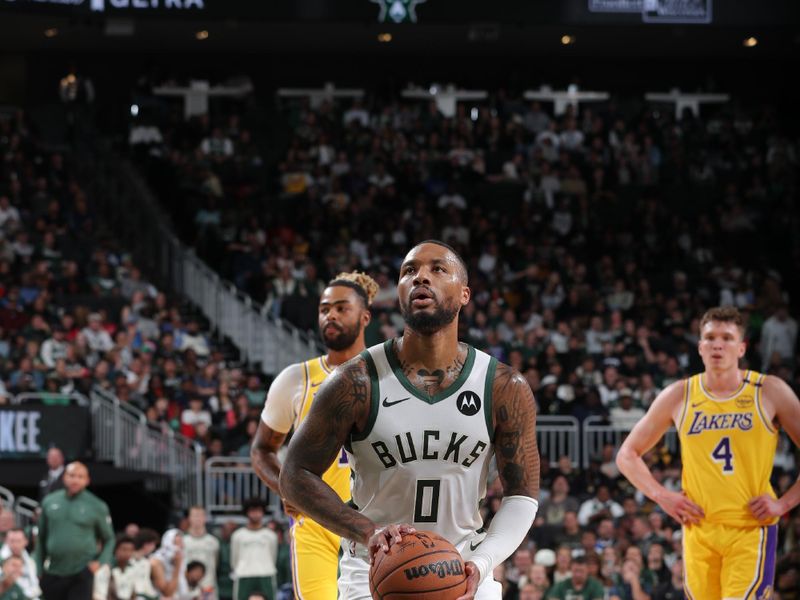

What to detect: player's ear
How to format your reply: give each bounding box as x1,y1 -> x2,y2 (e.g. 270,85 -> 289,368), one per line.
362,309 -> 371,326
460,285 -> 471,307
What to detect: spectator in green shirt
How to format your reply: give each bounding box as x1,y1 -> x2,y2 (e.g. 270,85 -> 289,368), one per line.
33,462 -> 114,600
546,556 -> 605,600
1,556 -> 29,600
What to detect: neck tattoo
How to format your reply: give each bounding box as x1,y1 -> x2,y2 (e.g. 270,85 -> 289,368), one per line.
401,346 -> 466,397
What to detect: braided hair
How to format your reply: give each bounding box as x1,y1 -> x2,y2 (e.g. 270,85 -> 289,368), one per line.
328,271 -> 379,308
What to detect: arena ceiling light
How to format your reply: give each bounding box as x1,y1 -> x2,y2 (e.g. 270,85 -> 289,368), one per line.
561,34 -> 576,45
44,28 -> 59,38
377,32 -> 393,43
743,36 -> 758,48
195,30 -> 210,40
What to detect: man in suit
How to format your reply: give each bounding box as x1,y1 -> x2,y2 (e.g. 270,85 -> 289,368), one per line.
39,447 -> 66,501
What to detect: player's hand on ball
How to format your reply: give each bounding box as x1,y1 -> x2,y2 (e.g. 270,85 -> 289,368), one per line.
367,523 -> 416,564
748,494 -> 784,521
657,490 -> 704,526
454,562 -> 480,600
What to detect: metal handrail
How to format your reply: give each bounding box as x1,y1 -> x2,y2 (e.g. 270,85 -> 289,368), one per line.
0,485 -> 14,511
89,388 -> 204,509
204,456 -> 280,518
107,159 -> 323,374
537,415 -> 581,467
6,388 -> 203,509
582,415 -> 679,468
14,496 -> 39,529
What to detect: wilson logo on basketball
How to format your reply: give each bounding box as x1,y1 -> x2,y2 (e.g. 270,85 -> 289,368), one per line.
404,559 -> 464,580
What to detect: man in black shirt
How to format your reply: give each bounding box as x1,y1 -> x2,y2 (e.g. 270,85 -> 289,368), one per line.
651,559 -> 685,600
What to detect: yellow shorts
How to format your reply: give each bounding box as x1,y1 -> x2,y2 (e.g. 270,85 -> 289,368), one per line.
683,521 -> 777,599
290,516 -> 342,600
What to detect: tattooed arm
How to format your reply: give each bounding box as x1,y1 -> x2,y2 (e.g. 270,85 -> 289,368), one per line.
459,362 -> 541,598
279,357 -> 376,544
492,362 -> 540,499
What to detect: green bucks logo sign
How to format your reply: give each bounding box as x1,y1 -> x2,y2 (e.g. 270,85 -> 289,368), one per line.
371,0 -> 427,23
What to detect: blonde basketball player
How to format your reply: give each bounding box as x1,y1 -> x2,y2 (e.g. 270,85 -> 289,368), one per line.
617,306 -> 800,600
251,272 -> 378,600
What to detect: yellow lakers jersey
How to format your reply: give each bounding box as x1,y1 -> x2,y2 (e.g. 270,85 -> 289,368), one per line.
296,356 -> 351,502
678,370 -> 778,526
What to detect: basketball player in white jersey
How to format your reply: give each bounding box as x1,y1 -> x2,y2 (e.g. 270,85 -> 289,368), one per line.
280,241 -> 541,600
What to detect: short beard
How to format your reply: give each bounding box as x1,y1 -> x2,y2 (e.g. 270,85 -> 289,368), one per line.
401,300 -> 460,335
321,323 -> 361,351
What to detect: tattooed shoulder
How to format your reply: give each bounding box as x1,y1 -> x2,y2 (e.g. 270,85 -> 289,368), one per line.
318,355 -> 371,431
492,363 -> 535,414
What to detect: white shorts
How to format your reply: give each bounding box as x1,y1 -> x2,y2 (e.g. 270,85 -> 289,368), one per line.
338,551 -> 502,600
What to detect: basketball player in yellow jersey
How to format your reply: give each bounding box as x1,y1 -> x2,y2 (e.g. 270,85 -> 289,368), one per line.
251,272 -> 378,600
618,306 -> 800,599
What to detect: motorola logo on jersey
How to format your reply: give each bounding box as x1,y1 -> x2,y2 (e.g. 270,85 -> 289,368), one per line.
456,391 -> 481,416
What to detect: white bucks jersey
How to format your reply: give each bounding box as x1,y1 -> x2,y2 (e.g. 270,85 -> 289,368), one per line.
345,340 -> 497,555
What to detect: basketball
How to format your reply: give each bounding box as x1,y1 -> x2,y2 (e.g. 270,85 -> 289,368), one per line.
369,530 -> 467,599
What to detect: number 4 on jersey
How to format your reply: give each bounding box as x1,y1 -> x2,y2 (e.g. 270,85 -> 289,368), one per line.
711,436 -> 734,474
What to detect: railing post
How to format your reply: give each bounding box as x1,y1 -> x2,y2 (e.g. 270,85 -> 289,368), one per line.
205,457 -> 214,516
195,443 -> 204,508
113,396 -> 122,467
137,415 -> 148,470
167,429 -> 177,504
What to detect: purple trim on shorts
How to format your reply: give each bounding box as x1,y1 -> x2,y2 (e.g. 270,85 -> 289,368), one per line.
753,524 -> 778,598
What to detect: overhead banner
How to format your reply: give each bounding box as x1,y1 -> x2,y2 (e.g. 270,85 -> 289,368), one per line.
642,0 -> 712,23
588,0 -> 642,13
589,0 -> 712,23
0,405 -> 92,460
0,0 -> 205,11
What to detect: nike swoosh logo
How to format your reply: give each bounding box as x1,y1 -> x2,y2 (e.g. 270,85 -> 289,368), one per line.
691,401 -> 708,408
311,381 -> 323,387
382,396 -> 411,407
469,540 -> 483,551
